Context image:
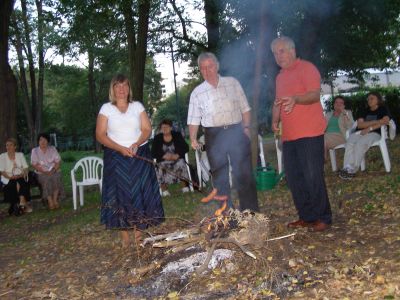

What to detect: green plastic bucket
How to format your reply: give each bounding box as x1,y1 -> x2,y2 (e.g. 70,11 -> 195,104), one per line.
255,167 -> 283,191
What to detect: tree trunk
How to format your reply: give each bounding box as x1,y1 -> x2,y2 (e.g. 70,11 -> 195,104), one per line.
250,1 -> 268,168
11,14 -> 35,146
0,0 -> 17,152
204,0 -> 220,53
132,0 -> 151,101
121,0 -> 136,90
121,0 -> 151,102
35,0 -> 44,141
21,0 -> 38,130
87,49 -> 100,152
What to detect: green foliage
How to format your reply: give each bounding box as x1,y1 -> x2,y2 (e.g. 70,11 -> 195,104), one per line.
43,65 -> 91,136
60,152 -> 76,163
152,78 -> 201,129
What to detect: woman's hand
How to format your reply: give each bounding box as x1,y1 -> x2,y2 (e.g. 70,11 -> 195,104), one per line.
379,118 -> 390,126
119,146 -> 133,157
163,153 -> 179,161
129,143 -> 139,155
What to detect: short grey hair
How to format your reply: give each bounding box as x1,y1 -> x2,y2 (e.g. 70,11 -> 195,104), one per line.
197,52 -> 220,71
270,36 -> 296,52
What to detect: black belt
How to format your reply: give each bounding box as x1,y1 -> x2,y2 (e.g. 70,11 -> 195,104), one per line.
205,123 -> 241,130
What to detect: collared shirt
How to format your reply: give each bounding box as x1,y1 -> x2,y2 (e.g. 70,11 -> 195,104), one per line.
187,76 -> 251,127
276,59 -> 326,141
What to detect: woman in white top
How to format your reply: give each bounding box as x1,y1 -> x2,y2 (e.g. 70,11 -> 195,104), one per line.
96,74 -> 164,248
0,138 -> 32,215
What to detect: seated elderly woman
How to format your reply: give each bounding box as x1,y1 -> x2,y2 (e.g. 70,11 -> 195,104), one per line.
0,138 -> 32,215
324,95 -> 354,160
339,91 -> 391,180
151,119 -> 190,197
31,133 -> 65,209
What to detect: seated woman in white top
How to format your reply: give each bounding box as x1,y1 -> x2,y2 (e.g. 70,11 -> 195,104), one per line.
0,138 -> 32,215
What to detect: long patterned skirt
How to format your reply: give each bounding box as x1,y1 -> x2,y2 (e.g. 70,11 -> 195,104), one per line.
37,171 -> 65,200
100,144 -> 165,230
156,158 -> 189,185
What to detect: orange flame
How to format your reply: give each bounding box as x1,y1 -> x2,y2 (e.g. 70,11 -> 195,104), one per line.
214,200 -> 227,216
200,188 -> 229,217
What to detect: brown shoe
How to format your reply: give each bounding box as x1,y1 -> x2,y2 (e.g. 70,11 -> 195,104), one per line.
287,219 -> 312,228
309,220 -> 329,232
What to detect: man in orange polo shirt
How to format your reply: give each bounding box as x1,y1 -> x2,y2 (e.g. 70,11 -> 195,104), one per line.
270,36 -> 332,232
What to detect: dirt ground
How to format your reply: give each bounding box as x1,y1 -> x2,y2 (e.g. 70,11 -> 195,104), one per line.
0,139 -> 399,299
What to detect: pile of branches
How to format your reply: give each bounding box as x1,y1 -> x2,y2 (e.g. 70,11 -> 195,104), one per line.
134,209 -> 273,277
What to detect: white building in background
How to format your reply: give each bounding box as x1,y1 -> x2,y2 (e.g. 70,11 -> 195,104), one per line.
321,69 -> 400,95
320,69 -> 400,110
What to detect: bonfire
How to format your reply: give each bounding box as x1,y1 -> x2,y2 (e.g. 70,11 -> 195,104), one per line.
134,188 -> 278,277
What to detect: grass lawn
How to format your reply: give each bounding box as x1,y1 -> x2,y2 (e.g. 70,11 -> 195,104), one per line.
1,141 -> 400,299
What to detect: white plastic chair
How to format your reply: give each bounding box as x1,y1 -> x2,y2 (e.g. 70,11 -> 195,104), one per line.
329,121 -> 394,173
195,149 -> 210,189
258,134 -> 266,168
329,122 -> 356,172
71,156 -> 103,210
274,137 -> 283,174
360,125 -> 391,172
195,135 -> 266,188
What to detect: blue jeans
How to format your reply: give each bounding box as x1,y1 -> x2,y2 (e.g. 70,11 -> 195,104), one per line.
283,135 -> 332,224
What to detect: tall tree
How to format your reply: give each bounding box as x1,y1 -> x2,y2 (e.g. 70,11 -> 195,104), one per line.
0,0 -> 18,151
10,0 -> 49,148
121,0 -> 152,101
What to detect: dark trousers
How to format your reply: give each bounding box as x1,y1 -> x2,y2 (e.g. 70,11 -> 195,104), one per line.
283,135 -> 332,224
205,124 -> 259,211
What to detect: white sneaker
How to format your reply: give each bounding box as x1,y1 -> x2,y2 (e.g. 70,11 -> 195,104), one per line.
161,190 -> 170,197
181,187 -> 190,193
389,119 -> 396,140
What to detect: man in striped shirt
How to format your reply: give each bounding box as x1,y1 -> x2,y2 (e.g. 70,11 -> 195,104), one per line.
187,52 -> 259,212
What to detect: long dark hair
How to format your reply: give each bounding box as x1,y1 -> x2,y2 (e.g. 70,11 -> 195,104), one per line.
366,91 -> 384,107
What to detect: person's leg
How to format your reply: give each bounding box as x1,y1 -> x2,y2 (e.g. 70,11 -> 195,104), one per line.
343,133 -> 362,171
325,133 -> 345,161
228,126 -> 259,211
16,178 -> 33,213
47,195 -> 55,209
295,136 -> 331,224
283,140 -> 310,221
132,227 -> 142,246
4,180 -> 19,215
120,230 -> 130,248
52,189 -> 60,208
352,132 -> 380,172
205,128 -> 231,206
